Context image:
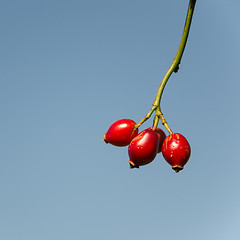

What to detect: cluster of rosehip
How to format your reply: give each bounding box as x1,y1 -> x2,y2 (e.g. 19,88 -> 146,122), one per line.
103,119 -> 191,173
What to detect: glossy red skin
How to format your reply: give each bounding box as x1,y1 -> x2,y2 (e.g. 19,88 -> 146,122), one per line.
128,129 -> 159,168
162,133 -> 191,172
148,127 -> 166,153
103,119 -> 138,147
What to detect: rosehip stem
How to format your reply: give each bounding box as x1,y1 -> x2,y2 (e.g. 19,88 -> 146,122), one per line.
135,0 -> 196,134
153,106 -> 173,134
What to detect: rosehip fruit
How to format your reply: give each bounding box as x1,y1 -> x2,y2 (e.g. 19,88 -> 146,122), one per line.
103,119 -> 138,147
162,133 -> 191,173
128,129 -> 159,168
148,127 -> 166,153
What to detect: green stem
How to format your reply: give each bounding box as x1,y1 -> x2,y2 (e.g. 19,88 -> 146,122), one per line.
134,105 -> 157,130
153,106 -> 173,134
135,0 -> 196,134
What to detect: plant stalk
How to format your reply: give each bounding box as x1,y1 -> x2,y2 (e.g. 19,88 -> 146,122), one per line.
135,0 -> 196,134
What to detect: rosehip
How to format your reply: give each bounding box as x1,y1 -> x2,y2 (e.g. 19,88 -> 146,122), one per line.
162,133 -> 191,173
103,119 -> 138,147
148,127 -> 166,153
128,129 -> 159,168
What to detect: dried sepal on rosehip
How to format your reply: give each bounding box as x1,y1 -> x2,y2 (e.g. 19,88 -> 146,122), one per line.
103,119 -> 138,147
162,133 -> 191,173
128,129 -> 159,168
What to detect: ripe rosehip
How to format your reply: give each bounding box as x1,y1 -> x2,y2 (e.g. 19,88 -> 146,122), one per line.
128,129 -> 159,168
103,119 -> 138,147
162,133 -> 191,173
148,127 -> 166,153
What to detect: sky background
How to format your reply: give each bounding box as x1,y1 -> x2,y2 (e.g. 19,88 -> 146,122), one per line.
1,0 -> 240,239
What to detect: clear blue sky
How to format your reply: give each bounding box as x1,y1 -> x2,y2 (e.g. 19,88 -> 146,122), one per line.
1,0 -> 240,239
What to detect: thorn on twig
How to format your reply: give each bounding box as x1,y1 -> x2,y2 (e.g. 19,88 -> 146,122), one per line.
173,65 -> 179,73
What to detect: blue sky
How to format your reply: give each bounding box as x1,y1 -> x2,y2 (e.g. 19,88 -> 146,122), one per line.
1,0 -> 240,239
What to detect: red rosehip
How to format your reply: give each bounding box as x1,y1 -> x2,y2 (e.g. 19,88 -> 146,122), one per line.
148,127 -> 166,153
162,133 -> 191,173
128,129 -> 159,168
103,119 -> 138,147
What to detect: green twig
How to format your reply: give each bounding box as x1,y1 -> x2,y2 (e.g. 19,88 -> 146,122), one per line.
135,0 -> 196,134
